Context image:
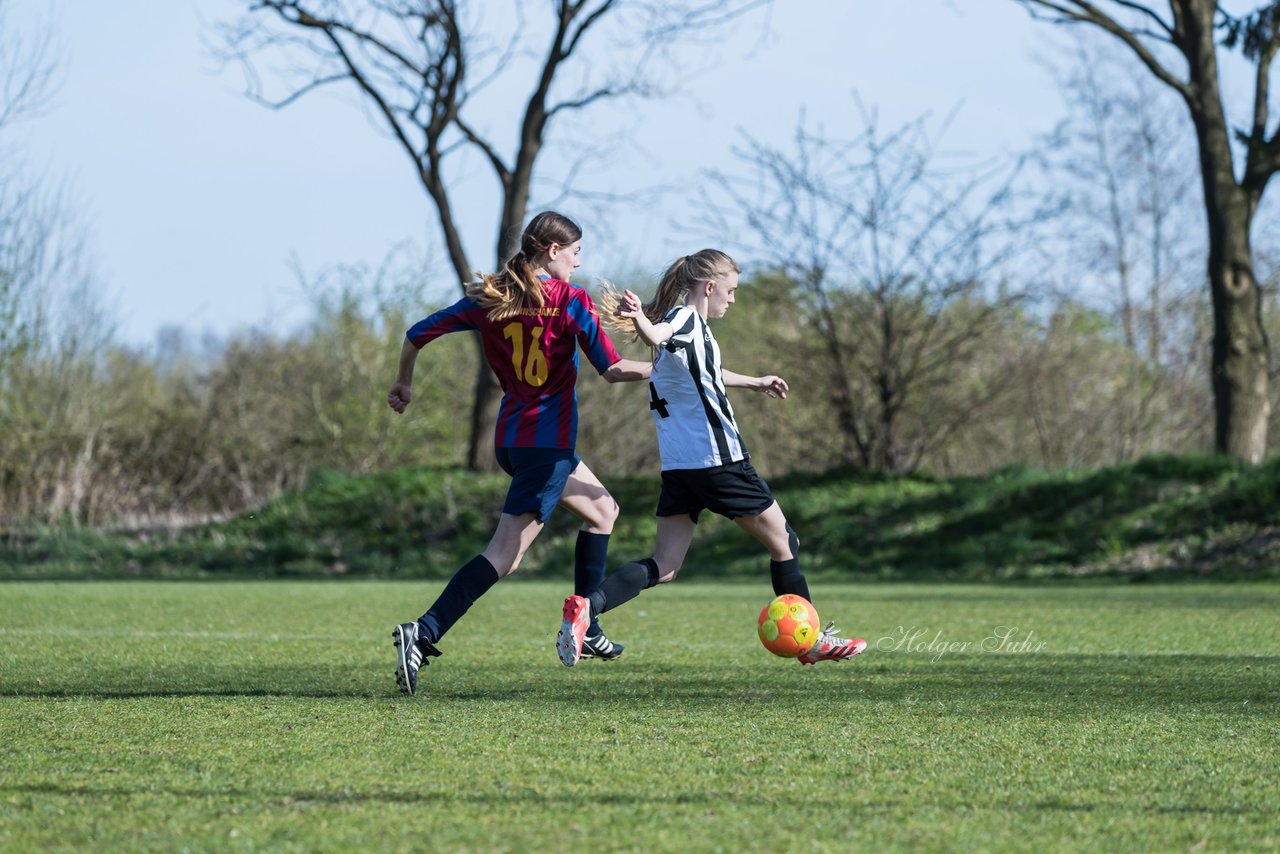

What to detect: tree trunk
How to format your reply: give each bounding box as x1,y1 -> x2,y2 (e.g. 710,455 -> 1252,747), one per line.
1207,214 -> 1270,463
418,152 -> 504,473
1015,0 -> 1277,461
1177,0 -> 1270,462
466,361 -> 502,470
1189,97 -> 1271,463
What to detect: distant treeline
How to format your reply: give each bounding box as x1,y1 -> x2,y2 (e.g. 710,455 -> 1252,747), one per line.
4,268 -> 1276,528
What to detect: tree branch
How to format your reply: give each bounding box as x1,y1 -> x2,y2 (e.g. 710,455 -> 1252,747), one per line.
321,28 -> 425,171
454,115 -> 511,180
1109,0 -> 1176,38
546,84 -> 626,119
640,0 -> 773,41
257,2 -> 442,95
1243,8 -> 1280,191
246,73 -> 347,109
563,0 -> 619,59
1015,0 -> 1196,106
0,8 -> 59,130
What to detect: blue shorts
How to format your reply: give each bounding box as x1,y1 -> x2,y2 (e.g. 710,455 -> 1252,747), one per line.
495,447 -> 581,523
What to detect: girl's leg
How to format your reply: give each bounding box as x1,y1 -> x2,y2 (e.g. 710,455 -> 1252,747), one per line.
557,461 -> 620,638
481,511 -> 546,576
559,514 -> 697,667
652,514 -> 697,583
735,501 -> 866,663
733,501 -> 811,601
557,460 -> 619,534
397,511 -> 545,694
588,514 -> 696,616
418,511 -> 543,644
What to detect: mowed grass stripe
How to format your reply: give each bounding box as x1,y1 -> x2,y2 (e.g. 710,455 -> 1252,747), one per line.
1,581 -> 1278,852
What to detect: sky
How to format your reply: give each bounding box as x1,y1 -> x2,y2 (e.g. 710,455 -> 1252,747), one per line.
9,0 -> 1077,346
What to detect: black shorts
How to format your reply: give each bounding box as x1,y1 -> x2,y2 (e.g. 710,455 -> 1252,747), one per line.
656,459 -> 775,523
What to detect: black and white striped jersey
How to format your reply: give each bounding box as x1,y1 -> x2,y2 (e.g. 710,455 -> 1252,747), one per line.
647,305 -> 748,470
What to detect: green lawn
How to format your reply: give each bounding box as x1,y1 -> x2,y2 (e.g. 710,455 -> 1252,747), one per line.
2,581 -> 1278,852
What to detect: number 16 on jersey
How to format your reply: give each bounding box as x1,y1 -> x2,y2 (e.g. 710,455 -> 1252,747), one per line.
503,323 -> 549,387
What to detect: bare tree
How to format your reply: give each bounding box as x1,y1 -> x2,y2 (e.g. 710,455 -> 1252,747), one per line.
0,3 -> 122,525
219,0 -> 768,470
705,107 -> 1050,472
1014,1 -> 1280,463
0,1 -> 57,129
1043,37 -> 1209,457
0,0 -> 60,378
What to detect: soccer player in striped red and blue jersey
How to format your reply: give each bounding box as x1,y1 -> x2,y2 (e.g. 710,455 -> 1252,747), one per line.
403,269 -> 623,450
387,211 -> 650,696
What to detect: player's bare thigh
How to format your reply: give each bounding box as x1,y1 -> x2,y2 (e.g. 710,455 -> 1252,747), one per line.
653,514 -> 696,583
733,501 -> 793,561
481,512 -> 544,577
557,460 -> 619,534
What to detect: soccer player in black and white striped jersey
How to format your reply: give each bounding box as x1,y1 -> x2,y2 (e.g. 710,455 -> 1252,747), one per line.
555,250 -> 867,667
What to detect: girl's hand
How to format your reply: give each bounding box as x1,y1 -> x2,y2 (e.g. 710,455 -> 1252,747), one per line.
758,376 -> 789,399
617,289 -> 644,318
387,382 -> 413,413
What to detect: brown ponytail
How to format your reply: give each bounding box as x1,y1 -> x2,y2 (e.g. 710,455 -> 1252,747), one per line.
467,211 -> 582,321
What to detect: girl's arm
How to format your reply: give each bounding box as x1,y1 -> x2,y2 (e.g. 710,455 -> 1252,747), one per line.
618,289 -> 674,348
722,369 -> 789,400
603,358 -> 652,383
391,299 -> 479,412
387,338 -> 420,413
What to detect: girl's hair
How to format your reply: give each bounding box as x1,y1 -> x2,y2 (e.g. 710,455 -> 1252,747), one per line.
601,249 -> 739,339
467,211 -> 582,320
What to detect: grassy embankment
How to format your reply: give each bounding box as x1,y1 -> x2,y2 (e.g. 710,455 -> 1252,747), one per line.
2,454 -> 1278,580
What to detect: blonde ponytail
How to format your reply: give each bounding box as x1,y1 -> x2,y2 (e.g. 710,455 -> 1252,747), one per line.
600,249 -> 739,342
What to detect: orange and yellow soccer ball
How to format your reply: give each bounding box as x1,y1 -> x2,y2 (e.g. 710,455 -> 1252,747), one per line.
757,594 -> 820,657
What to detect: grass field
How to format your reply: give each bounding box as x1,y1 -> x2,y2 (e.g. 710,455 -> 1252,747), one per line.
2,581 -> 1278,852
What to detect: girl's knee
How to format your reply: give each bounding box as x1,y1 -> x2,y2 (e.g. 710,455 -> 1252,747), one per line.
583,496 -> 619,532
486,554 -> 523,578
482,542 -> 527,577
654,561 -> 681,584
601,497 -> 620,527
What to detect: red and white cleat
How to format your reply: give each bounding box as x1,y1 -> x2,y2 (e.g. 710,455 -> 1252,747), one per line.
798,622 -> 867,665
557,595 -> 591,667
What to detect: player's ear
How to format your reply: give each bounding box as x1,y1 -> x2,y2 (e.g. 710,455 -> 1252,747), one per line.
547,242 -> 561,259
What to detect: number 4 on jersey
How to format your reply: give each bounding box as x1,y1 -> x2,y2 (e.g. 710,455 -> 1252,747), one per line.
648,381 -> 669,418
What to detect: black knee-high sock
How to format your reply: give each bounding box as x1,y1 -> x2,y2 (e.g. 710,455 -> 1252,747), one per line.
417,554 -> 500,643
770,557 -> 811,602
587,558 -> 660,617
574,531 -> 610,636
771,522 -> 810,600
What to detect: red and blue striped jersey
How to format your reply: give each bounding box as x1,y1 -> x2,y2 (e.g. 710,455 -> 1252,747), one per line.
406,278 -> 621,449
